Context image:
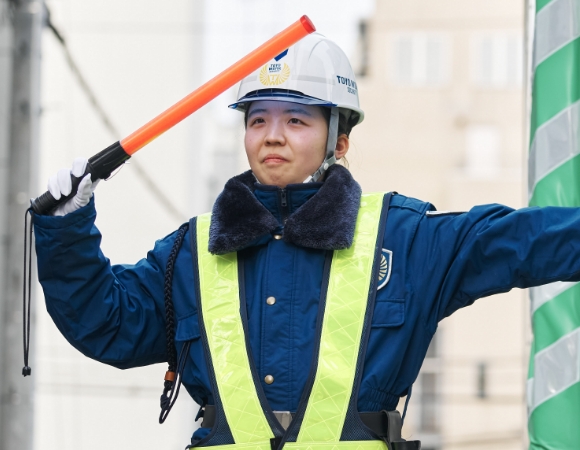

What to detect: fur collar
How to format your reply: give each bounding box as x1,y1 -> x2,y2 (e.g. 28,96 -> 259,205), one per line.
208,165 -> 362,254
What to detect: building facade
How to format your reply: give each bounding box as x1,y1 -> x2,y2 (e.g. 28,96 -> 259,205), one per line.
349,1 -> 528,449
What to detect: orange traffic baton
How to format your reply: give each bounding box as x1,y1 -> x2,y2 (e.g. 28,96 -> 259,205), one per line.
30,15 -> 316,215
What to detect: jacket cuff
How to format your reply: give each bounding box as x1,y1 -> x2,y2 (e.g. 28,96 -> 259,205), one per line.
32,196 -> 97,230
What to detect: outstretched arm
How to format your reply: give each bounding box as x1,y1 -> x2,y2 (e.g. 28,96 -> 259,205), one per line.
412,203 -> 580,325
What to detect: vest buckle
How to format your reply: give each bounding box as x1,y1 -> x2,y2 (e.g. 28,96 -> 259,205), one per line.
270,436 -> 283,450
381,410 -> 421,450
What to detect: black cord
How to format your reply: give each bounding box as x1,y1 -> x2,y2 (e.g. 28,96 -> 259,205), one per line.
2,0 -> 17,26
159,340 -> 191,424
22,208 -> 33,377
159,222 -> 189,423
401,385 -> 413,426
163,223 -> 189,372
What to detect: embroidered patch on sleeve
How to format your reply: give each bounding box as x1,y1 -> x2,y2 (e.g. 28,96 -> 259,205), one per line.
378,249 -> 393,290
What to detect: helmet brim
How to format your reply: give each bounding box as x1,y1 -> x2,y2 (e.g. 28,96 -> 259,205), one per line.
229,90 -> 336,112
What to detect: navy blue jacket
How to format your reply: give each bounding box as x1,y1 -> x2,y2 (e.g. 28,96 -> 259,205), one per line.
33,166 -> 580,439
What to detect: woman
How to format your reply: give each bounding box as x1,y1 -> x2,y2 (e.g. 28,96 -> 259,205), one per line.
35,33 -> 580,449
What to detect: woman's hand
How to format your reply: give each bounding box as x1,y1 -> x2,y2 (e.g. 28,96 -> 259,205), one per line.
47,157 -> 100,216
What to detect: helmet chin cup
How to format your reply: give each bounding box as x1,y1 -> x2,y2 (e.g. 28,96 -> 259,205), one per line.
306,107 -> 339,183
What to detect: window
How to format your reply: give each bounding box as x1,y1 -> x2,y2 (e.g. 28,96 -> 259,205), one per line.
472,33 -> 523,88
419,332 -> 440,434
477,362 -> 488,399
465,125 -> 501,177
426,334 -> 438,358
354,19 -> 370,77
419,372 -> 439,433
392,32 -> 451,86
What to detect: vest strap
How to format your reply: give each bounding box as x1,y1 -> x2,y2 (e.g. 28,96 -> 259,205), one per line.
297,193 -> 384,442
201,406 -> 416,447
196,213 -> 274,444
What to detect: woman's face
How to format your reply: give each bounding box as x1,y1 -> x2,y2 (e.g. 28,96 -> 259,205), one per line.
244,101 -> 329,187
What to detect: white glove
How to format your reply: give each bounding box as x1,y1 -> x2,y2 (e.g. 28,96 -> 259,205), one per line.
47,157 -> 100,216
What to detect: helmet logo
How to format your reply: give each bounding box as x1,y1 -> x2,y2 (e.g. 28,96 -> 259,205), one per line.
259,63 -> 291,86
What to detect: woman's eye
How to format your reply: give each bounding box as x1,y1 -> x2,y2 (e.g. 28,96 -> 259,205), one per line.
289,118 -> 302,124
251,118 -> 265,125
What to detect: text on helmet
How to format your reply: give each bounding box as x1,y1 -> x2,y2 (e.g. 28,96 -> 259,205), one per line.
336,76 -> 358,95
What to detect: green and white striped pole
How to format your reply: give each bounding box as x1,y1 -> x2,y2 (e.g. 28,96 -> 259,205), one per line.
528,0 -> 580,447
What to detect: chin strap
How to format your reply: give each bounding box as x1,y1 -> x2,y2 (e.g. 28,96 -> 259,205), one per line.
304,107 -> 339,183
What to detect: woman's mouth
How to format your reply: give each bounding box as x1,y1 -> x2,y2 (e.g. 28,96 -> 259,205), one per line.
264,154 -> 288,164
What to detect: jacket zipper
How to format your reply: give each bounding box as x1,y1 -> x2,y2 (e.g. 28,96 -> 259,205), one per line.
279,188 -> 288,224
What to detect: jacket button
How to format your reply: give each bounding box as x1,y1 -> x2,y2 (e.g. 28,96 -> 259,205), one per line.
266,296 -> 276,305
273,234 -> 283,240
264,375 -> 274,385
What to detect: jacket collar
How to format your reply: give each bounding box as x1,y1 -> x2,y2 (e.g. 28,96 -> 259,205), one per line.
208,165 -> 362,254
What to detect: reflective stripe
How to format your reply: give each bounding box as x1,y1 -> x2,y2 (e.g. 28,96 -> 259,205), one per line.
527,377 -> 534,410
530,280 -> 578,314
528,382 -> 580,446
528,153 -> 580,207
528,328 -> 580,413
532,282 -> 580,352
425,210 -> 465,216
528,101 -> 580,198
196,214 -> 273,444
534,0 -> 580,69
297,193 -> 384,442
530,38 -> 580,143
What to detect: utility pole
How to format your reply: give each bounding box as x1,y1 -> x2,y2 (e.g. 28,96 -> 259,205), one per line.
0,0 -> 43,449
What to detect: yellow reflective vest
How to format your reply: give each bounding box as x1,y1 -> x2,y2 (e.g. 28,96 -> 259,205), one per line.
193,193 -> 390,449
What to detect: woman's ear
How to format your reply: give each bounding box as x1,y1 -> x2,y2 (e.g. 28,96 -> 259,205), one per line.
335,134 -> 350,160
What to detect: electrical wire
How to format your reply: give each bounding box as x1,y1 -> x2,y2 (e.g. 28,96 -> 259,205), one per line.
43,4 -> 188,223
0,0 -> 16,26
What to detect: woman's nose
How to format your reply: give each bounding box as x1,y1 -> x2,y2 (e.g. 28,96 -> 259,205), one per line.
264,122 -> 285,145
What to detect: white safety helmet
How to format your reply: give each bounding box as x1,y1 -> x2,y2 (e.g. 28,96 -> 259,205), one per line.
229,32 -> 364,182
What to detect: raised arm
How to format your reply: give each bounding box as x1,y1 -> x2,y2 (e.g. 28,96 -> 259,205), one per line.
33,194 -> 178,369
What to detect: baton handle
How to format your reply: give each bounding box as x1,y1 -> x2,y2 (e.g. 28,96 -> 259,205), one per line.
30,142 -> 130,215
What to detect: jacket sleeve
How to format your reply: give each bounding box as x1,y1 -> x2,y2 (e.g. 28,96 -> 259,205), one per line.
410,203 -> 580,325
33,197 -> 177,369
